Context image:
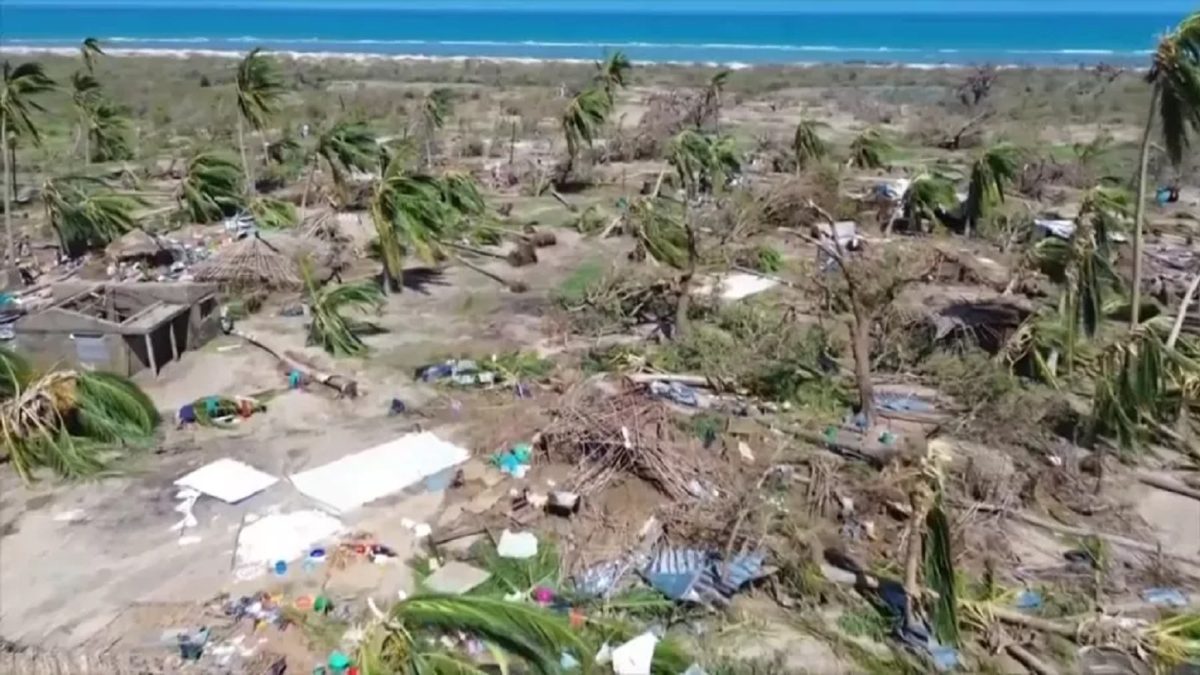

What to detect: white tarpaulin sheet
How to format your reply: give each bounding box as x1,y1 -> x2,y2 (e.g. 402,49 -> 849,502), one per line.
174,458 -> 279,504
290,432 -> 471,513
693,272 -> 779,301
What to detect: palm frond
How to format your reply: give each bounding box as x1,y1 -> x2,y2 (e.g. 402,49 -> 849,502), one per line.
668,130 -> 742,198
0,346 -> 32,400
318,120 -> 378,189
629,197 -> 689,269
848,128 -> 891,169
594,51 -> 632,102
303,259 -> 383,357
87,100 -> 133,162
235,47 -> 284,131
421,88 -> 456,132
924,496 -> 960,647
249,196 -> 297,229
42,176 -> 145,255
562,86 -> 612,163
964,142 -> 1020,228
1,368 -> 158,483
179,151 -> 246,223
1,61 -> 56,146
793,118 -> 828,170
902,171 -> 957,226
80,38 -> 105,72
392,594 -> 589,674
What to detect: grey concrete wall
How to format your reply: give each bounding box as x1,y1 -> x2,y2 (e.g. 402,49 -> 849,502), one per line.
11,331 -> 130,375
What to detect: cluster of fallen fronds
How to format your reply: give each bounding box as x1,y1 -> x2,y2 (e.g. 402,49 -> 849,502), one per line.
0,348 -> 159,482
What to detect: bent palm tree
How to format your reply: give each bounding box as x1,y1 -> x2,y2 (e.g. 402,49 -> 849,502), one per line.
234,48 -> 284,198
303,121 -> 378,209
560,86 -> 611,177
371,157 -> 450,292
249,196 -> 297,229
1130,12 -> 1200,328
70,71 -> 101,160
594,50 -> 632,104
701,69 -> 730,130
417,88 -> 454,168
80,37 -> 104,73
902,171 -> 958,231
963,142 -> 1020,237
848,128 -> 891,170
86,100 -> 133,163
0,61 -> 55,262
667,129 -> 741,200
302,259 -> 383,357
42,176 -> 143,256
0,347 -> 159,483
179,152 -> 245,223
792,118 -> 828,173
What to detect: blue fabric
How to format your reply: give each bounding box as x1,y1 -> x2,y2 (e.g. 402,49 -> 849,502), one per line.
178,403 -> 197,424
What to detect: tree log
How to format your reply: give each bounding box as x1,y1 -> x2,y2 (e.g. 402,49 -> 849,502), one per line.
231,329 -> 359,398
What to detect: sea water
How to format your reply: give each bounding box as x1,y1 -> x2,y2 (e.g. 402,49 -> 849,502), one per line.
0,1 -> 1185,67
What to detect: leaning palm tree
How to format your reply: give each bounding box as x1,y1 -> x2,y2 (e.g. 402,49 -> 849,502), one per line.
0,347 -> 159,483
234,48 -> 284,197
416,88 -> 454,168
594,50 -> 632,104
699,69 -> 729,130
80,38 -> 105,74
370,157 -> 451,293
86,100 -> 134,163
560,86 -> 612,177
0,61 -> 55,262
667,129 -> 741,200
847,128 -> 891,170
963,142 -> 1020,237
69,71 -> 101,161
902,171 -> 958,231
1130,12 -> 1200,328
42,176 -> 143,256
178,151 -> 245,223
302,121 -> 378,209
792,118 -> 828,173
301,258 -> 383,357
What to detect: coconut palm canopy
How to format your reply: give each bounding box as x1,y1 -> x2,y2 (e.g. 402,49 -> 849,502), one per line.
902,171 -> 958,228
793,118 -> 829,171
42,175 -> 144,255
302,259 -> 383,357
80,37 -> 105,73
179,151 -> 246,223
1,61 -> 56,145
0,347 -> 159,483
667,129 -> 742,198
963,142 -> 1020,232
561,86 -> 612,168
317,120 -> 378,190
594,51 -> 632,101
235,47 -> 284,132
848,128 -> 892,169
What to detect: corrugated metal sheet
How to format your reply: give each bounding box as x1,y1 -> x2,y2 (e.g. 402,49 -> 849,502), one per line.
642,548 -> 766,606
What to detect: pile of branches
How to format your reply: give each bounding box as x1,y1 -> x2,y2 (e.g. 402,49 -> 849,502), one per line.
538,385 -> 718,501
556,271 -> 679,333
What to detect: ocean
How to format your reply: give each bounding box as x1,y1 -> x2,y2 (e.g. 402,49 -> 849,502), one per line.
0,3 -> 1181,67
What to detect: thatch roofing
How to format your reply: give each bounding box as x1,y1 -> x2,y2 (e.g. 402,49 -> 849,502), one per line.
106,229 -> 164,261
191,232 -> 334,289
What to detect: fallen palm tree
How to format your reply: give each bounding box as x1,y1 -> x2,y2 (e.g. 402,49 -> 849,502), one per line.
0,348 -> 159,483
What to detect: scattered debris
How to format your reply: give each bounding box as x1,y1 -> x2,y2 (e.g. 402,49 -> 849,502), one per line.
497,529 -> 539,559
424,561 -> 492,595
233,510 -> 344,580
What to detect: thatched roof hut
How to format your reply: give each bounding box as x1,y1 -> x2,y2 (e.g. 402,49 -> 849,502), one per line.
191,232 -> 335,290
